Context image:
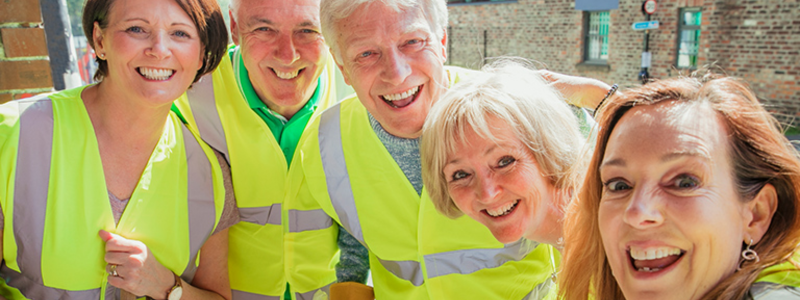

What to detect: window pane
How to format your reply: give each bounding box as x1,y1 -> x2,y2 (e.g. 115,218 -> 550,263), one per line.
587,11 -> 610,61
677,8 -> 702,68
682,11 -> 702,26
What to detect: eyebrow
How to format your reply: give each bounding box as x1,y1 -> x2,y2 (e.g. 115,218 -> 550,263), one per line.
122,18 -> 192,27
600,150 -> 711,169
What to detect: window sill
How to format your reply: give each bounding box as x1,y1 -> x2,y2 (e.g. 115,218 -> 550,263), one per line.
448,0 -> 517,7
576,61 -> 611,72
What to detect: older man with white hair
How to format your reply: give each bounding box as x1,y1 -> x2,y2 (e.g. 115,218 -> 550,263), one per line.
173,0 -> 369,299
286,0 -> 612,299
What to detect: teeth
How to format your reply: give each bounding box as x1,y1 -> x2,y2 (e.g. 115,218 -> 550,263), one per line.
486,200 -> 519,217
274,69 -> 299,79
382,86 -> 420,101
139,67 -> 173,80
638,267 -> 660,272
629,247 -> 682,261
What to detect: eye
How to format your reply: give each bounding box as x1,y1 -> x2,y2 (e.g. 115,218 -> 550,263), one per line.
497,156 -> 515,168
126,26 -> 144,33
451,170 -> 470,181
359,51 -> 374,58
672,174 -> 699,189
255,27 -> 272,32
300,28 -> 318,34
173,30 -> 190,38
604,179 -> 632,192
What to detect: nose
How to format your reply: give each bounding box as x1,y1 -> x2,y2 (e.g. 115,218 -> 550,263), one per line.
145,31 -> 171,59
474,171 -> 502,204
379,49 -> 412,86
274,33 -> 300,65
622,187 -> 664,228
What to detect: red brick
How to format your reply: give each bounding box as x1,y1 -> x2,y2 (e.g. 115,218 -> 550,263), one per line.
1,28 -> 48,58
0,60 -> 52,90
0,0 -> 42,23
0,93 -> 11,105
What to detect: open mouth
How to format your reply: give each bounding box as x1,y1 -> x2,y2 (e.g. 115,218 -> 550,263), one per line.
138,67 -> 174,81
272,68 -> 303,80
380,85 -> 422,109
483,199 -> 520,218
628,247 -> 685,273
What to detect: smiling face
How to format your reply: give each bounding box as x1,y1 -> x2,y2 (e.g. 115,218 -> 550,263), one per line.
442,117 -> 560,244
230,0 -> 327,118
598,101 -> 747,300
94,0 -> 203,105
334,2 -> 448,139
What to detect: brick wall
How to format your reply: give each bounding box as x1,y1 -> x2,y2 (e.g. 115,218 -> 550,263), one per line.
0,0 -> 53,105
447,0 -> 800,125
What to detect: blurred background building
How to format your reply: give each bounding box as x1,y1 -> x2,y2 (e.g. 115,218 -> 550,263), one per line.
447,0 -> 800,128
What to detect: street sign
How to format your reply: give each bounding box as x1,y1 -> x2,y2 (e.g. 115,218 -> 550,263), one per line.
632,20 -> 659,30
644,0 -> 657,15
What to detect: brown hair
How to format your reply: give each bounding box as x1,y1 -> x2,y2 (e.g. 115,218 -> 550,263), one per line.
559,74 -> 800,300
82,0 -> 228,83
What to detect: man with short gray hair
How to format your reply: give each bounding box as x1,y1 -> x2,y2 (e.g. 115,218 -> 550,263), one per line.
174,0 -> 367,299
287,0 -> 611,299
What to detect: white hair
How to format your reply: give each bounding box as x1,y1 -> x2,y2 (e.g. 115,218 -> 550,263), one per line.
320,0 -> 448,62
421,58 -> 585,218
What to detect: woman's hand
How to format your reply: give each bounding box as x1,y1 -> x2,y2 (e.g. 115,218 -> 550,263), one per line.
99,230 -> 175,299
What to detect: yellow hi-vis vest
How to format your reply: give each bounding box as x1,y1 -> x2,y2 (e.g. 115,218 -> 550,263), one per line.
0,87 -> 225,300
288,66 -> 559,300
173,53 -> 339,300
750,253 -> 800,298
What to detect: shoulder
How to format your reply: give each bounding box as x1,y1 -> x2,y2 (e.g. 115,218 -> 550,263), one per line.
749,282 -> 800,300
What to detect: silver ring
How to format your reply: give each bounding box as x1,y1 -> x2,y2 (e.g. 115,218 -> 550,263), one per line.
108,264 -> 119,277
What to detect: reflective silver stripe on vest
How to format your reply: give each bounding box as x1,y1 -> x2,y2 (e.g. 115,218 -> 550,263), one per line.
295,282 -> 332,300
378,258 -> 424,287
186,74 -> 229,160
240,204 -> 282,226
1,263 -> 100,299
287,209 -> 333,232
5,99 -> 217,295
318,104 -> 425,286
318,104 -> 364,244
182,125 -> 219,283
423,239 -> 536,278
232,289 -> 282,300
12,98 -> 53,294
522,276 -> 554,300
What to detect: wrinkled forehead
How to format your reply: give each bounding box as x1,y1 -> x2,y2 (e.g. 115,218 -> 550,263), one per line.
232,0 -> 321,21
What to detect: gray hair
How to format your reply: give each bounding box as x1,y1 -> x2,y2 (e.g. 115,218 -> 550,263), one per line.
320,0 -> 448,63
420,59 -> 585,218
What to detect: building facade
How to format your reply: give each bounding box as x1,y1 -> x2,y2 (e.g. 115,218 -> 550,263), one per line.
446,0 -> 800,125
0,0 -> 53,104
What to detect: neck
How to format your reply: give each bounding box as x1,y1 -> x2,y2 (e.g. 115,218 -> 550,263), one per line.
82,82 -> 171,147
525,191 -> 567,250
264,98 -> 307,120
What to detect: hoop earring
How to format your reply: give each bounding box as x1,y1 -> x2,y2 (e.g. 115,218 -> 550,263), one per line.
737,239 -> 760,271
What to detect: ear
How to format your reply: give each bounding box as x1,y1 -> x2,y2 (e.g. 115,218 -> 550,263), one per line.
331,48 -> 350,86
229,10 -> 240,45
93,22 -> 105,56
743,183 -> 779,244
439,30 -> 448,62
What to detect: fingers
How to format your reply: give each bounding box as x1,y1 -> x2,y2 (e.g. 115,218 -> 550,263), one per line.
99,230 -> 146,253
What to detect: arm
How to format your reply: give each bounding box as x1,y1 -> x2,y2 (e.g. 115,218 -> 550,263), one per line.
100,229 -> 231,300
537,70 -> 611,109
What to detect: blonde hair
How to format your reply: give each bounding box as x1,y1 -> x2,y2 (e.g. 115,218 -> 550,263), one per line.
420,59 -> 585,218
559,73 -> 800,300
